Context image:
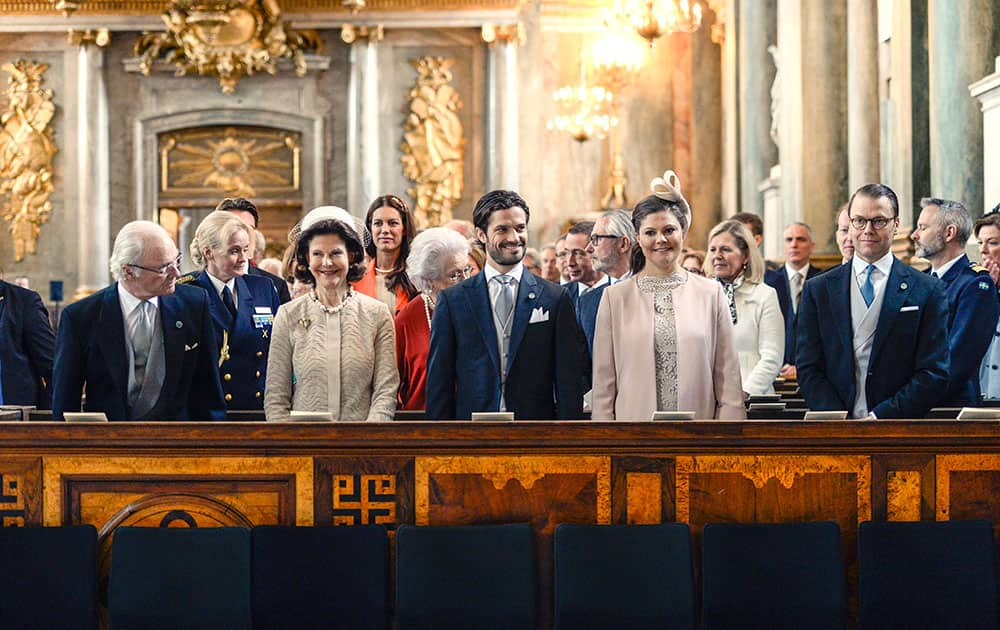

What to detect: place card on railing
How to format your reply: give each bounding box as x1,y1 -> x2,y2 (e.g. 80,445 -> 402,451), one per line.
651,411 -> 695,421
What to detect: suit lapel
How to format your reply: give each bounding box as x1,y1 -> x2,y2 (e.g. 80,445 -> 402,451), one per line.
507,272 -> 540,372
197,271 -> 233,333
235,274 -> 256,334
829,265 -> 854,352
97,285 -> 129,401
158,293 -> 185,402
463,274 -> 501,373
0,282 -> 9,327
870,258 -> 912,364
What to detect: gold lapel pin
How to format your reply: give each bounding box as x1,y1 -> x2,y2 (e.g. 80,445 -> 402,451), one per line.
299,317 -> 311,330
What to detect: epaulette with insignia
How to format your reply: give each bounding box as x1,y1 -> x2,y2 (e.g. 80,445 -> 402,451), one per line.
176,272 -> 197,284
970,262 -> 989,274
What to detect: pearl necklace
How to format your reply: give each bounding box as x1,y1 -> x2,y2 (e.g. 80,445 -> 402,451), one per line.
311,288 -> 353,314
422,292 -> 435,330
375,266 -> 394,274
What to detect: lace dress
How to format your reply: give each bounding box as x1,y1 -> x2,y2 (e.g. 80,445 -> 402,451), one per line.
637,273 -> 687,412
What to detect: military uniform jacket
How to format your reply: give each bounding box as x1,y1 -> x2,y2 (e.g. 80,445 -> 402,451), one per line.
184,270 -> 280,410
928,254 -> 998,405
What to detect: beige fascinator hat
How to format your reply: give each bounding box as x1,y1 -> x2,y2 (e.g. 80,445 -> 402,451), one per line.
649,170 -> 692,231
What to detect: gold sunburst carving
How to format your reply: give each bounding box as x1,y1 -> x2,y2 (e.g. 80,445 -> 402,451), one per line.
160,126 -> 300,199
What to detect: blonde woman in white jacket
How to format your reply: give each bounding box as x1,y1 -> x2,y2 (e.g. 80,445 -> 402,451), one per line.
705,220 -> 785,396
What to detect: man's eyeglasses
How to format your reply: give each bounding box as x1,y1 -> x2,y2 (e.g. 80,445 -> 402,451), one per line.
849,216 -> 894,230
589,234 -> 621,246
128,255 -> 182,275
445,266 -> 474,282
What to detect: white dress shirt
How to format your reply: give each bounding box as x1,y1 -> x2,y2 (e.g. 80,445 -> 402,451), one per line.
852,251 -> 893,301
206,271 -> 237,310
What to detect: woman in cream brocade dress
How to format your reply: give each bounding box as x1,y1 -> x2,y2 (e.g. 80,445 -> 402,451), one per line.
265,206 -> 398,422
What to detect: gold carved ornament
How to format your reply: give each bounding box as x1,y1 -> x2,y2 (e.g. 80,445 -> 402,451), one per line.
134,0 -> 322,94
400,57 -> 466,230
0,61 -> 57,262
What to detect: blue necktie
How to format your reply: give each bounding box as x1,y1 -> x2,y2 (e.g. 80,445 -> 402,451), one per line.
861,264 -> 875,308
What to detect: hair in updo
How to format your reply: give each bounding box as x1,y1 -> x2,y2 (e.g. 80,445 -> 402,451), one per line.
629,193 -> 690,274
293,219 -> 367,285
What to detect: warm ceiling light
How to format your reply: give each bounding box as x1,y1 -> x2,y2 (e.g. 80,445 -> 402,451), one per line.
607,0 -> 704,47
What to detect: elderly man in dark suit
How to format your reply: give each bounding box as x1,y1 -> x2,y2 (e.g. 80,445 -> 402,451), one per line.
0,278 -> 55,407
426,190 -> 584,420
52,221 -> 225,421
796,184 -> 949,419
764,222 -> 824,379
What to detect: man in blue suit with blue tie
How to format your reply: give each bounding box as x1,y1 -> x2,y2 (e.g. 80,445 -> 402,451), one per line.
796,184 -> 949,419
53,221 -> 226,421
0,278 -> 54,407
426,190 -> 584,420
911,197 -> 998,406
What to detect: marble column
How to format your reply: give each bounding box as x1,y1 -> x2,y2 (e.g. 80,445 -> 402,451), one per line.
970,57 -> 1000,214
929,0 -> 999,215
882,0 -> 929,228
484,24 -> 523,191
737,0 -> 777,219
70,30 -> 111,299
777,0 -> 848,253
344,25 -> 383,217
847,0 -> 880,190
688,23 -> 724,249
720,0 -> 741,216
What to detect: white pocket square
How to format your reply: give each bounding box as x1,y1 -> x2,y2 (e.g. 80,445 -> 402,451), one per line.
184,342 -> 198,351
900,305 -> 919,312
529,307 -> 550,324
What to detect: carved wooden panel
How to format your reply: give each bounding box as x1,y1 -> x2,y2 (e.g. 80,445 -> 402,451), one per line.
314,457 -> 414,529
611,456 -> 675,525
0,457 -> 42,526
42,456 -> 314,528
872,454 -> 935,522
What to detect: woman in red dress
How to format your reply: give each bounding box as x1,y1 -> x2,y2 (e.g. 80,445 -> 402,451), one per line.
395,228 -> 471,410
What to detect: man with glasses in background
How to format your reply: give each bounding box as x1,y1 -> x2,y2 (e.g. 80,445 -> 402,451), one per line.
577,209 -> 635,354
563,221 -> 607,309
796,184 -> 949,419
53,221 -> 225,421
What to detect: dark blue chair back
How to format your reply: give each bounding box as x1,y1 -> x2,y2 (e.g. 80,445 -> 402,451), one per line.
858,520 -> 999,630
251,525 -> 388,629
395,523 -> 536,629
554,523 -> 694,630
108,526 -> 251,630
0,525 -> 97,629
701,521 -> 846,630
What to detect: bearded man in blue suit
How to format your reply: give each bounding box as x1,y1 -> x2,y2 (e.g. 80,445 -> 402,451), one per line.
426,190 -> 584,420
796,184 -> 949,419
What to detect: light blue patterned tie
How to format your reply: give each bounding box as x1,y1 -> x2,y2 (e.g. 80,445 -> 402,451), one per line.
861,264 -> 875,308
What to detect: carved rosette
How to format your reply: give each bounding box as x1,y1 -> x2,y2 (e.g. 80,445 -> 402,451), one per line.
400,56 -> 466,230
134,0 -> 322,94
0,60 -> 57,262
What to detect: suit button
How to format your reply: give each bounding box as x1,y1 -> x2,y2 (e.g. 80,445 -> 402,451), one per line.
255,370 -> 261,378
993,365 -> 999,371
225,393 -> 232,402
223,373 -> 232,381
255,391 -> 261,398
256,351 -> 263,357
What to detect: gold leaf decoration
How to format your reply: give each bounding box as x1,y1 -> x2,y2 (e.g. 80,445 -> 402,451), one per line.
0,60 -> 57,262
400,56 -> 465,230
134,0 -> 322,94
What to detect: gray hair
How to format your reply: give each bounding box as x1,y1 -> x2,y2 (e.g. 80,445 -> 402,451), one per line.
601,208 -> 637,242
109,220 -> 166,280
255,229 -> 266,258
406,227 -> 471,292
785,221 -> 814,241
189,210 -> 252,269
920,197 -> 972,245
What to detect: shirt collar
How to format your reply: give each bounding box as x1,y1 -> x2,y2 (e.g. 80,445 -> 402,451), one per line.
484,260 -> 524,284
931,253 -> 964,278
852,250 -> 894,278
206,271 -> 236,296
784,261 -> 807,280
118,283 -> 159,315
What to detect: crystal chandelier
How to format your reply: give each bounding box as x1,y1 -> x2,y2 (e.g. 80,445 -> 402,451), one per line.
590,27 -> 645,95
606,0 -> 704,47
547,82 -> 617,143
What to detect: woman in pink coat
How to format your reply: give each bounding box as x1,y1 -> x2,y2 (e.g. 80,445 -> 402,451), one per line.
591,172 -> 745,421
